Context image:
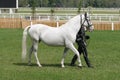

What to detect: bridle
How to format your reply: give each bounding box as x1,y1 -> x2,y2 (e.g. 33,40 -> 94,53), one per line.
77,13 -> 93,39
80,13 -> 93,30
76,13 -> 92,47
85,15 -> 93,28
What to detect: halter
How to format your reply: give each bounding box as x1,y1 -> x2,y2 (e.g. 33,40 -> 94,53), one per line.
77,13 -> 92,44
84,13 -> 93,28
80,13 -> 93,30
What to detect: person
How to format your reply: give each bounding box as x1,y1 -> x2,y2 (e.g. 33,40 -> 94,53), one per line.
70,26 -> 92,67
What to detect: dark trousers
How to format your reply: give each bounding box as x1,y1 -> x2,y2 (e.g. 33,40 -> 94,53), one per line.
70,42 -> 91,67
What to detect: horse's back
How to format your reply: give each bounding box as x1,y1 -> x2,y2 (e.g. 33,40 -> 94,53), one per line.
28,24 -> 66,46
28,24 -> 50,40
30,24 -> 50,31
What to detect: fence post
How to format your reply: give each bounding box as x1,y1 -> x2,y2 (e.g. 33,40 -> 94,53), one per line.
31,21 -> 33,26
68,16 -> 71,20
56,21 -> 59,27
39,16 -> 41,21
99,16 -> 101,22
56,16 -> 59,27
48,16 -> 50,20
30,16 -> 32,21
111,22 -> 114,31
20,16 -> 23,28
4,16 -> 6,19
109,17 -> 112,22
0,9 -> 1,14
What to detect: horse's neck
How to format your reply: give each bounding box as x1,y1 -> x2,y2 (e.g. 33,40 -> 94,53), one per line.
61,17 -> 81,34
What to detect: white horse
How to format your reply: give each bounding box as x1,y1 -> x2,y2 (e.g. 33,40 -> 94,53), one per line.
22,12 -> 94,68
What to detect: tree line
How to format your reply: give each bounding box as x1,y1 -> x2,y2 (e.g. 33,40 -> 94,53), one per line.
19,0 -> 120,8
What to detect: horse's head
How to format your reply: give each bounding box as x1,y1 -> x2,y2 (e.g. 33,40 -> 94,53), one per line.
81,12 -> 94,32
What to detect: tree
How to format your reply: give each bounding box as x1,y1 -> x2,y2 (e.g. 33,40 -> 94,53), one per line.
55,0 -> 63,7
48,0 -> 56,7
29,0 -> 38,19
48,0 -> 56,20
19,0 -> 28,7
41,0 -> 49,7
78,0 -> 83,13
18,0 -> 120,8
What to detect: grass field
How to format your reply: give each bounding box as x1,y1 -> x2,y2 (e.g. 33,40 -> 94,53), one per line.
0,29 -> 120,80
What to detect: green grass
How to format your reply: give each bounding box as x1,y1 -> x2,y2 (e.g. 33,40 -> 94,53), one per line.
0,29 -> 120,80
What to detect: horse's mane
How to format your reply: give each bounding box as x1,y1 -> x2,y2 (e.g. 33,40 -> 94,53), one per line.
60,14 -> 81,28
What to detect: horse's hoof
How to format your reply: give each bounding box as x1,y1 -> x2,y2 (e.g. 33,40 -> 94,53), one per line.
28,63 -> 32,66
78,66 -> 82,69
38,64 -> 42,67
38,65 -> 42,67
61,65 -> 65,68
37,62 -> 42,67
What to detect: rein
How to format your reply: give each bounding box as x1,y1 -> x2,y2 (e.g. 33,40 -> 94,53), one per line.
77,14 -> 86,35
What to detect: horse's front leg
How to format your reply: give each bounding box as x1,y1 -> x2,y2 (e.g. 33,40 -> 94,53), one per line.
61,48 -> 69,68
67,43 -> 82,67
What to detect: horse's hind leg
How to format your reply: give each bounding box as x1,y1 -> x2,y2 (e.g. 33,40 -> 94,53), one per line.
28,45 -> 34,65
61,47 -> 69,68
33,40 -> 42,67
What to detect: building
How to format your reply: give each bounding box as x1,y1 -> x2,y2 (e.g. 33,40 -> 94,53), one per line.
0,0 -> 18,14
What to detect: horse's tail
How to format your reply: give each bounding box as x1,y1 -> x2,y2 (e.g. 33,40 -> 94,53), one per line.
22,26 -> 30,60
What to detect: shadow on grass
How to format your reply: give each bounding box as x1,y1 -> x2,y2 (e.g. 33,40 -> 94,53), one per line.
13,63 -> 37,67
13,62 -> 80,68
13,63 -> 63,68
13,63 -> 93,69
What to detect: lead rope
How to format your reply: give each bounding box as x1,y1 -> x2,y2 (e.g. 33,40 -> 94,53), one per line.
79,14 -> 83,32
80,14 -> 82,28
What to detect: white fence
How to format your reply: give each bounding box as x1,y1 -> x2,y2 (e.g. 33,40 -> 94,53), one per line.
91,14 -> 120,22
0,13 -> 120,22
